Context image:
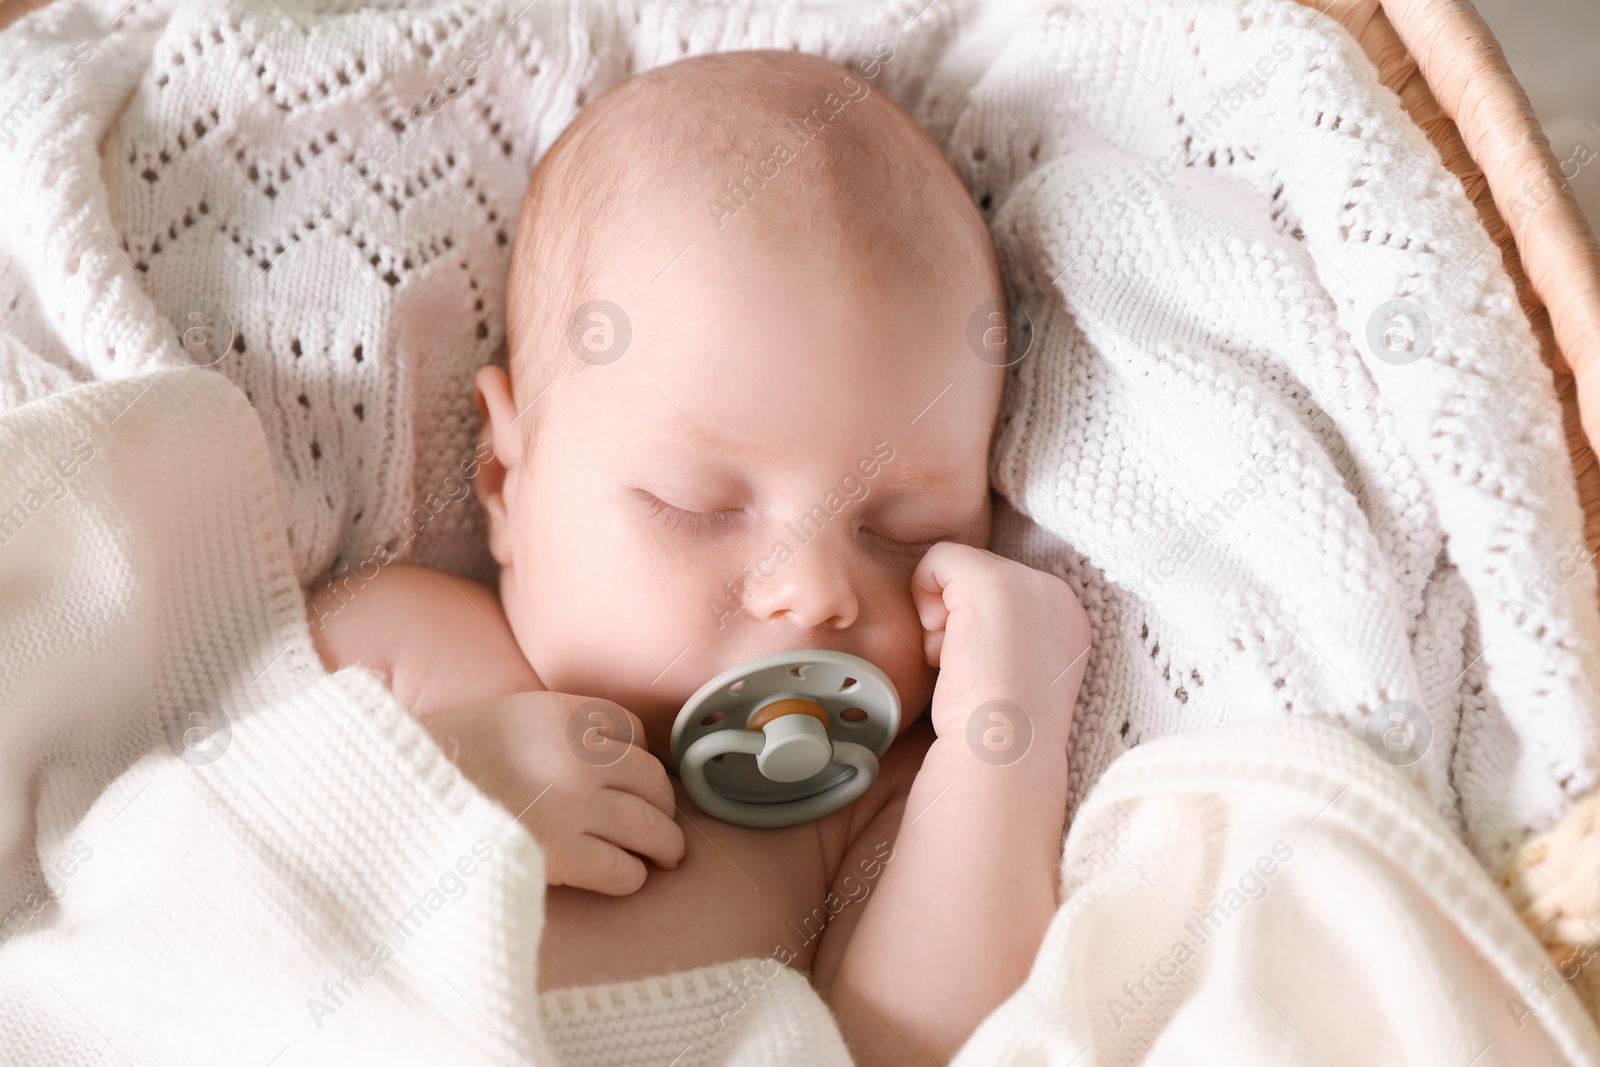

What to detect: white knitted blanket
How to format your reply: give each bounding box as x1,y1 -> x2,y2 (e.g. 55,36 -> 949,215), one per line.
7,368 -> 1600,1064
0,0 -> 1593,892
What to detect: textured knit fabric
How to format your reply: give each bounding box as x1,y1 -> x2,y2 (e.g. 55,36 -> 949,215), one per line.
2,0 -> 1593,876
0,371 -> 557,1066
539,958 -> 854,1067
958,0 -> 1600,876
3,0 -> 1596,871
954,715 -> 1600,1067
3,0 -> 1600,1057
1,369 -> 1595,1063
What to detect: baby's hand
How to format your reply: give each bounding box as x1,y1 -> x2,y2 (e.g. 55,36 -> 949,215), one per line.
911,542 -> 1091,750
420,691 -> 686,895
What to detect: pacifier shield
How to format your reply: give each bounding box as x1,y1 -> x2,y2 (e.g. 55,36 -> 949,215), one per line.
670,649 -> 900,827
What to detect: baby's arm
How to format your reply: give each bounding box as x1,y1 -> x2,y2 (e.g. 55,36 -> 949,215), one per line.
306,563 -> 684,894
305,562 -> 543,718
821,543 -> 1089,1065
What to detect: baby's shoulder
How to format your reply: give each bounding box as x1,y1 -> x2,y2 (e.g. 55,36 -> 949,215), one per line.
306,562 -> 541,717
306,561 -> 457,655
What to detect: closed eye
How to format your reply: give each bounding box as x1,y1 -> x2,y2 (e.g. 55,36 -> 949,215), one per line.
642,489 -> 943,556
640,492 -> 739,535
865,529 -> 941,558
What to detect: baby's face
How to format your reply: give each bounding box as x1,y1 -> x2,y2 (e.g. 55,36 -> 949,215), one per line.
478,222 -> 1003,757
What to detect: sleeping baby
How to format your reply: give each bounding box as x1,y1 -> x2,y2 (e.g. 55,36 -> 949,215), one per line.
307,49 -> 1090,1063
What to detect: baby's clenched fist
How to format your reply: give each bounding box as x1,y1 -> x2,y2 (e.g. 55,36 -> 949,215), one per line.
421,691 -> 686,896
911,541 -> 1091,749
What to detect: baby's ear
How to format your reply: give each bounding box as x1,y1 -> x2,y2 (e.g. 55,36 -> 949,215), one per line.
471,364 -> 523,567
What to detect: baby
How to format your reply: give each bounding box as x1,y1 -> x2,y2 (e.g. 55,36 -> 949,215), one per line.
307,49 -> 1090,1064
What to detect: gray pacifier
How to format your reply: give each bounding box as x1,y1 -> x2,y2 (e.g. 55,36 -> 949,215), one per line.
669,649 -> 900,829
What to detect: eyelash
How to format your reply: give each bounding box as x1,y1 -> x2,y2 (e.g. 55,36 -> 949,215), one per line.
888,537 -> 940,558
643,494 -> 739,535
642,493 -> 939,556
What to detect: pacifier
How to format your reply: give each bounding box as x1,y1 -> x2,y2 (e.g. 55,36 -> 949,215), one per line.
669,649 -> 900,829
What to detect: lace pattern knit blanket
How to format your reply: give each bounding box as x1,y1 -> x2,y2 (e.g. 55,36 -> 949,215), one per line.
1,0 -> 1596,869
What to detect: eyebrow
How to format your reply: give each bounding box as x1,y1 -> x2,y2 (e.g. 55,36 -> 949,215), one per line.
643,415 -> 759,492
646,407 -> 977,498
653,409 -> 737,455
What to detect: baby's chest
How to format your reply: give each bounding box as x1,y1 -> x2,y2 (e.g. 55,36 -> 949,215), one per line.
537,779 -> 844,991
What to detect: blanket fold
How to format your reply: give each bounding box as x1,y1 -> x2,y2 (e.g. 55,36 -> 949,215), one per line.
0,368 -> 554,1065
960,716 -> 1600,1066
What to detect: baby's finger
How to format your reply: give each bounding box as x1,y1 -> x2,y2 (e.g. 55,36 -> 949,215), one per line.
587,788 -> 686,871
564,700 -> 653,773
570,700 -> 650,750
564,834 -> 649,896
604,744 -> 678,820
912,541 -> 991,666
616,706 -> 650,750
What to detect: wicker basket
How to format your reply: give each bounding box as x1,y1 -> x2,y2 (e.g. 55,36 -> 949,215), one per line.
1302,0 -> 1600,1012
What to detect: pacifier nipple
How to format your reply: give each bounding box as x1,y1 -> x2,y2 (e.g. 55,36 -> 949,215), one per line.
747,698 -> 833,783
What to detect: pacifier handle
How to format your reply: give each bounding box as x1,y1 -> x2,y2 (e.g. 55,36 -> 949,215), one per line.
679,729 -> 880,830
669,648 -> 899,829
746,698 -> 833,782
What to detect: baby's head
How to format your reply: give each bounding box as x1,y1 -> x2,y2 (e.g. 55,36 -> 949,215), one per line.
473,50 -> 1009,756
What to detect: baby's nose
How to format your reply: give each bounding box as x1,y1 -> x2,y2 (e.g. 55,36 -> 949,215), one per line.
740,533 -> 859,630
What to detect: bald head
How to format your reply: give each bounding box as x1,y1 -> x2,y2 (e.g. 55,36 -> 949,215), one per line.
503,49 -> 1004,456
